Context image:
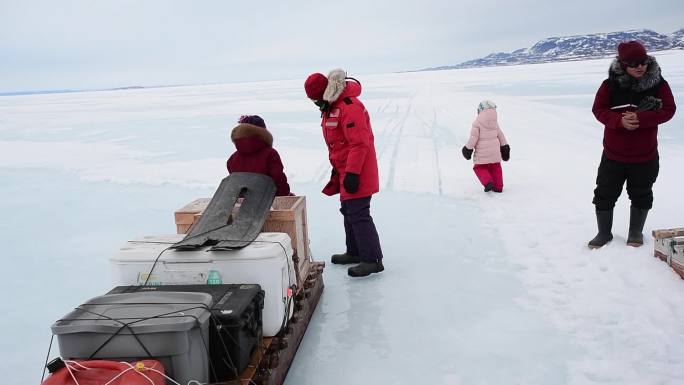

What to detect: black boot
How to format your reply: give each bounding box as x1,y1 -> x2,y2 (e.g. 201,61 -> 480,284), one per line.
348,260 -> 384,277
588,209 -> 613,249
627,207 -> 649,247
484,182 -> 494,192
331,253 -> 361,265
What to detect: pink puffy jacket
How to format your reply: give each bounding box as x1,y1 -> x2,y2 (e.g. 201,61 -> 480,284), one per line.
465,108 -> 508,164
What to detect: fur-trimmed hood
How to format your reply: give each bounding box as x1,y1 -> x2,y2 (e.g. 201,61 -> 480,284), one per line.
230,123 -> 273,154
321,68 -> 363,103
323,68 -> 347,103
608,55 -> 662,92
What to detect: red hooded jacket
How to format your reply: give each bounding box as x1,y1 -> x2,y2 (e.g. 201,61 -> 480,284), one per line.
226,122 -> 291,196
321,80 -> 379,201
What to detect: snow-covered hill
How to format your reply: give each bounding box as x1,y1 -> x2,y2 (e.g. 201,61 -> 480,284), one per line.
671,28 -> 684,47
425,28 -> 684,70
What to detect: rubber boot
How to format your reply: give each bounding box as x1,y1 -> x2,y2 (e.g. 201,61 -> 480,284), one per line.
331,253 -> 361,265
348,260 -> 384,277
588,209 -> 613,249
626,207 -> 649,247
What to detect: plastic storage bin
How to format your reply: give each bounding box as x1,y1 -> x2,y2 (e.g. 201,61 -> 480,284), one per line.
108,284 -> 264,381
109,232 -> 295,336
51,292 -> 212,385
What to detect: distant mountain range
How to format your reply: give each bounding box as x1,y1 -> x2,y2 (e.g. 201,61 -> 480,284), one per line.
422,28 -> 684,71
0,85 -> 148,97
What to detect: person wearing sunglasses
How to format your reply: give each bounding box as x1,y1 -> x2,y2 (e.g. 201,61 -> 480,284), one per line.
588,40 -> 676,249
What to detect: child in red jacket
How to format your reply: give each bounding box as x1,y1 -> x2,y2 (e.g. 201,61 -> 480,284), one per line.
226,115 -> 291,196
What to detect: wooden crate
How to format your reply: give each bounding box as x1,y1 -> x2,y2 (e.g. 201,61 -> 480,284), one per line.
652,228 -> 684,263
174,198 -> 211,234
651,228 -> 684,280
652,228 -> 684,240
262,196 -> 310,279
669,237 -> 684,280
174,196 -> 311,282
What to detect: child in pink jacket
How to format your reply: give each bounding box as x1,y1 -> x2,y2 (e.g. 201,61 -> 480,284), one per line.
461,100 -> 510,192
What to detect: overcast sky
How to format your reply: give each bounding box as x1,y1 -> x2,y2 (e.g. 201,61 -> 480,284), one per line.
1,0 -> 683,92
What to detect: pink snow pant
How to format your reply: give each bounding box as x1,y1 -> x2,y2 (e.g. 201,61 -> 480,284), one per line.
473,162 -> 504,191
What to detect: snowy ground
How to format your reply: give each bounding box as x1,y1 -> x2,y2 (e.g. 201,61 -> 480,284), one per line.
1,51 -> 684,385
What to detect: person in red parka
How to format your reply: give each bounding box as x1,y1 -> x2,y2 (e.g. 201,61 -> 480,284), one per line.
305,69 -> 384,277
226,115 -> 291,196
588,41 -> 676,249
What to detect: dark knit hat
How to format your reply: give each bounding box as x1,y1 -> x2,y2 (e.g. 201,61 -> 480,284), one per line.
304,73 -> 328,100
238,115 -> 266,128
618,40 -> 647,63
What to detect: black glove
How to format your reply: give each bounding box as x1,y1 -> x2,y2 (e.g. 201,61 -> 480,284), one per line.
343,173 -> 360,193
635,96 -> 662,112
461,146 -> 473,160
500,144 -> 510,161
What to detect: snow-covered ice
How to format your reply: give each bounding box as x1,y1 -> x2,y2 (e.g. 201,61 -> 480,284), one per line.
1,51 -> 683,385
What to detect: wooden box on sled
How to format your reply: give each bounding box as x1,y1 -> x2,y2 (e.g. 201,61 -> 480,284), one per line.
652,228 -> 684,279
175,196 -> 311,278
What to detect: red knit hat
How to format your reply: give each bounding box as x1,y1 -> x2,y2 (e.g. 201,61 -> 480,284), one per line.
618,40 -> 647,63
304,73 -> 328,100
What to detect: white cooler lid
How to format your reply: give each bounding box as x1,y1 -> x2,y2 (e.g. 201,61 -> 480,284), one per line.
110,232 -> 293,263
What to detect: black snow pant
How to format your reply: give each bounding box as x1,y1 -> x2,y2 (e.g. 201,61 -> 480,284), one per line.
340,196 -> 383,263
592,153 -> 659,210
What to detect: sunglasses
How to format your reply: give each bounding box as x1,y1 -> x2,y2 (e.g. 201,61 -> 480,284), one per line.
623,59 -> 648,68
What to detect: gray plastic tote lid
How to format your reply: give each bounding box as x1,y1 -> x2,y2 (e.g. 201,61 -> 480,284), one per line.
52,291 -> 212,335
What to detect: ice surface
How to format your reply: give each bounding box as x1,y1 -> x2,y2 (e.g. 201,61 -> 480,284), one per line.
2,52 -> 684,385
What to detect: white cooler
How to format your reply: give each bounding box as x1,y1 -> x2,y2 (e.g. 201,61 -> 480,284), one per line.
110,232 -> 295,336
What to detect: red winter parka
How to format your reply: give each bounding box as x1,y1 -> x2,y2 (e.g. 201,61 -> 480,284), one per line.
321,80 -> 379,201
226,123 -> 291,196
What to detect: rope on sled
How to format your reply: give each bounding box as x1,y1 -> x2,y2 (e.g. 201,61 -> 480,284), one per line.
60,359 -> 206,385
